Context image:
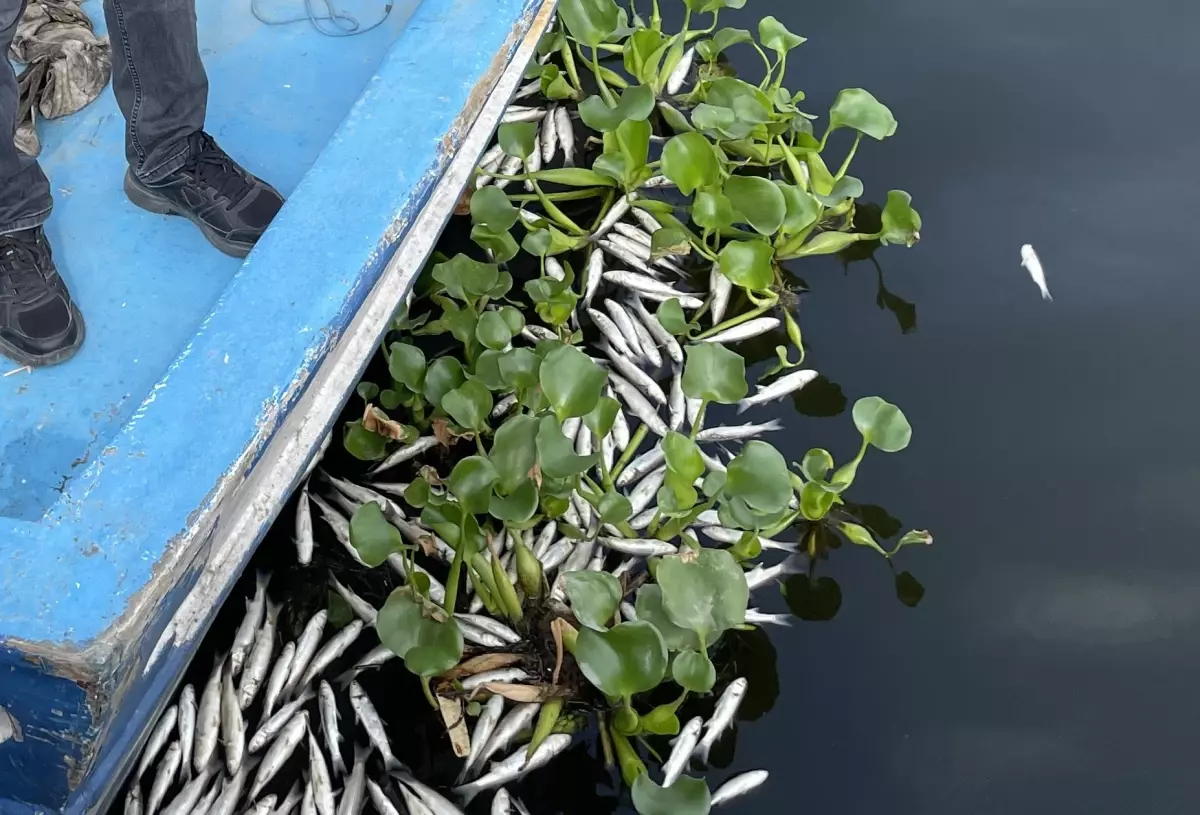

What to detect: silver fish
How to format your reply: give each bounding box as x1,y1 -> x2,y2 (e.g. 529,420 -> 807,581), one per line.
231,571 -> 270,677
694,678 -> 749,764
329,576 -> 378,627
626,295 -> 684,365
587,548 -> 607,572
318,681 -> 347,777
523,148 -> 542,192
686,394 -> 703,428
124,783 -> 142,815
698,526 -> 799,552
477,144 -> 505,170
1020,243 -> 1052,300
667,371 -> 686,431
479,702 -> 541,765
249,711 -> 309,798
744,556 -> 805,592
662,716 -> 703,786
491,789 -> 515,815
601,344 -> 667,405
221,663 -> 246,775
554,106 -> 575,166
454,734 -> 572,804
591,195 -> 631,240
695,420 -> 783,443
606,232 -> 654,263
460,668 -> 532,692
160,768 -> 217,815
284,610 -> 328,699
300,778 -> 315,815
307,731 -> 336,815
538,538 -> 574,574
456,614 -> 521,645
629,208 -> 662,236
136,704 -> 178,779
640,174 -> 676,189
193,656 -> 224,773
619,601 -> 638,621
365,780 -> 402,815
295,483 -> 314,565
298,619 -> 365,688
626,306 -> 664,368
665,46 -> 695,95
628,506 -> 658,530
711,769 -> 769,806
613,221 -> 653,247
628,466 -> 667,516
368,436 -> 440,475
458,694 -> 505,783
616,444 -> 666,488
367,481 -> 410,500
263,642 -> 295,719
574,423 -> 593,457
246,796 -> 278,815
597,240 -> 670,281
611,400 -> 631,449
209,759 -> 257,815
393,774 -> 466,815
699,448 -> 727,473
533,522 -> 558,559
394,783 -> 437,815
492,155 -> 524,191
744,608 -> 793,627
336,746 -> 369,815
560,415 -> 582,445
273,780 -> 305,815
457,619 -> 509,649
709,262 -> 732,326
193,777 -> 222,815
146,741 -> 181,815
540,107 -> 559,163
603,299 -> 650,361
520,324 -> 557,343
491,393 -> 518,420
501,107 -> 546,123
176,686 -> 196,781
349,681 -> 402,770
323,473 -> 401,518
334,643 -> 397,686
249,690 -> 315,754
601,430 -> 616,473
240,601 -> 279,710
582,247 -> 605,307
598,536 -> 677,558
586,307 -> 634,357
699,317 -> 781,345
609,374 -> 668,436
512,80 -> 540,100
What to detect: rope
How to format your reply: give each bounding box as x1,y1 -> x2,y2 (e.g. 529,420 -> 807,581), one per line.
251,0 -> 393,37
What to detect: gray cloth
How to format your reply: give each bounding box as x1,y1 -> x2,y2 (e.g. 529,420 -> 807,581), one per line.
10,0 -> 111,157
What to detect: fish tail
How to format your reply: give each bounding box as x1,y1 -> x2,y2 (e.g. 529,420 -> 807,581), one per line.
1042,289 -> 1054,302
735,399 -> 751,415
693,740 -> 712,766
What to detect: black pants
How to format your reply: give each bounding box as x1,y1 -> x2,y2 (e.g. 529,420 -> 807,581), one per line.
0,0 -> 208,233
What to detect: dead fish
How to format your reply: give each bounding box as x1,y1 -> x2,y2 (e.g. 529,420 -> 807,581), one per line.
325,474 -> 406,520
619,601 -> 638,621
493,154 -> 524,191
608,374 -> 669,436
1020,243 -> 1052,300
538,538 -> 574,574
193,655 -> 225,773
393,784 -> 437,815
460,668 -> 532,692
393,774 -> 467,815
603,299 -> 650,361
598,238 -> 671,280
307,731 -> 336,815
540,106 -> 559,163
665,46 -> 695,95
662,716 -> 704,786
135,704 -> 178,779
554,107 -> 575,166
328,575 -> 378,627
694,677 -> 748,764
626,307 -> 664,368
455,614 -> 521,645
699,317 -> 781,344
334,643 -> 398,686
146,741 -> 181,815
478,702 -> 541,765
667,371 -> 686,431
458,694 -> 505,783
245,796 -> 278,815
231,572 -> 270,677
744,608 -> 793,627
454,734 -> 572,804
273,780 -> 305,815
597,536 -> 677,558
560,415 -> 582,445
368,436 -> 440,475
239,601 -> 279,710
295,483 -> 314,565
626,296 -> 684,364
533,522 -> 558,559
124,783 -> 142,815
221,664 -> 246,775
627,466 -> 667,516
284,610 -> 328,698
600,343 -> 667,405
615,443 -> 666,488
520,324 -> 557,343
737,368 -> 818,413
582,247 -> 605,307
698,526 -> 799,552
298,619 -> 365,688
574,422 -> 594,457
336,746 -> 370,815
601,430 -> 616,472
709,262 -> 732,326
501,106 -> 546,123
176,686 -> 196,781
613,221 -> 653,247
263,642 -> 295,719
744,556 -> 805,592
249,690 -> 315,754
512,80 -> 540,100
711,769 -> 769,806
349,681 -> 402,770
586,307 -> 634,358
523,148 -> 542,192
365,779 -> 402,815
695,420 -> 783,443
453,620 -> 505,649
249,712 -> 309,799
193,776 -> 222,815
318,681 -> 347,777
591,195 -> 632,240
160,766 -> 217,815
491,393 -> 519,419
606,232 -> 654,263
611,401 -> 631,450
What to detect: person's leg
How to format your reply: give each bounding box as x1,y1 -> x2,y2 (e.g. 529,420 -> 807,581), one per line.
0,0 -> 84,367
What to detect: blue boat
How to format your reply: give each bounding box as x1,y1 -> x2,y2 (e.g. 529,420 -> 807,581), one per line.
0,0 -> 552,810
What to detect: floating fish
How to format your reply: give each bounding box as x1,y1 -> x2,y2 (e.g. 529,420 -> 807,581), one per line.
603,270 -> 703,309
665,46 -> 695,95
737,368 -> 819,413
695,420 -> 783,443
249,711 -> 308,798
307,731 -> 336,815
709,262 -> 732,326
1020,243 -> 1052,300
626,296 -> 684,365
540,106 -> 559,163
298,619 -> 365,688
239,601 -> 279,710
459,694 -> 506,783
249,691 -> 315,754
193,655 -> 224,773
554,107 -> 575,166
591,195 -> 632,240
176,687 -> 196,781
627,466 -> 667,516
318,681 -> 347,777
365,780 -> 402,815
744,556 -> 805,592
295,483 -> 314,566
460,668 -> 532,692
145,741 -> 181,815
615,444 -> 665,488
598,536 -> 677,558
700,317 -> 781,345
335,746 -> 369,815
221,663 -> 246,775
586,307 -> 634,358
349,681 -> 403,771
284,610 -> 328,699
710,769 -> 769,806
231,572 -> 270,677
694,677 -> 749,764
608,374 -> 669,437
600,343 -> 667,405
135,704 -> 178,779
453,734 -> 572,804
744,608 -> 793,627
662,716 -> 704,786
262,642 -> 295,719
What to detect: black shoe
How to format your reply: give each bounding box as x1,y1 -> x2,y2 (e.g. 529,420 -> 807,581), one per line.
0,227 -> 85,367
124,131 -> 284,259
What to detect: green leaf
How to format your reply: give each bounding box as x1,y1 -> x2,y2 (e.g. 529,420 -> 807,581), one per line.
447,456 -> 497,516
839,521 -> 888,556
812,175 -> 864,208
498,121 -> 538,158
682,343 -> 747,404
778,183 -> 822,234
624,28 -> 669,86
597,491 -> 633,523
565,571 -> 622,630
758,15 -> 806,55
663,431 -> 705,482
441,380 -> 492,432
672,650 -> 716,692
800,480 -> 836,520
692,103 -> 751,140
723,176 -> 786,236
530,167 -> 618,187
379,389 -> 402,411
433,254 -> 500,302
476,311 -> 514,351
724,441 -> 791,514
386,343 -> 426,393
791,230 -> 870,258
578,84 -> 655,132
357,382 -> 380,402
489,478 -> 540,523
696,27 -> 753,62
557,0 -> 620,48
717,239 -> 775,291
536,415 -> 599,479
522,228 -> 553,258
342,420 -> 389,461
539,63 -> 577,100
896,529 -> 934,550
799,448 -> 834,482
639,704 -> 681,736
470,186 -> 519,231
852,396 -> 912,452
631,774 -> 711,815
879,190 -> 922,247
649,227 -> 691,261
656,298 -> 691,336
575,621 -> 667,697
349,502 -> 406,567
490,414 -> 539,494
692,190 -> 735,232
539,343 -> 608,421
828,88 -> 897,140
657,100 -> 694,134
404,477 -> 431,509
470,224 -> 520,262
657,548 -> 748,640
635,585 -> 701,651
472,349 -> 508,391
498,347 -> 541,389
661,132 -> 720,196
584,396 -> 620,441
377,590 -> 464,677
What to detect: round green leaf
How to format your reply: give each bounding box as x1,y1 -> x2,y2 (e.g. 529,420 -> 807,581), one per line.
522,228 -> 553,258
565,571 -> 622,630
442,380 -> 493,431
724,441 -> 791,514
447,456 -> 497,515
432,254 -> 500,301
539,343 -> 608,420
470,186 -> 519,230
649,227 -> 691,261
879,190 -> 922,247
681,343 -> 747,404
799,448 -> 834,482
723,176 -> 786,236
472,349 -> 508,391
476,311 -> 514,351
575,621 -> 667,697
558,0 -> 620,48
692,189 -> 734,232
697,27 -> 753,62
828,88 -> 897,140
342,420 -> 389,461
377,590 -> 464,677
498,347 -> 540,389
489,414 -> 539,494
597,491 -> 633,524
635,585 -> 701,651
536,414 -> 599,479
663,431 -> 704,482
852,396 -> 912,452
404,477 -> 431,509
497,305 -> 526,335
672,650 -> 716,692
779,183 -> 821,234
349,502 -> 405,567
692,103 -> 750,140
584,396 -> 620,441
657,548 -> 748,640
757,15 -> 806,55
631,774 -> 710,815
488,478 -> 539,523
498,121 -> 538,158
656,298 -> 691,336
470,225 -> 519,263
812,175 -> 864,207
578,85 -> 656,132
717,239 -> 775,291
357,382 -> 380,402
661,132 -> 720,196
799,480 -> 836,520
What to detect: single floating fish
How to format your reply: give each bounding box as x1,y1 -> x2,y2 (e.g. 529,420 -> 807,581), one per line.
694,677 -> 749,764
700,317 -> 781,345
176,685 -> 196,781
710,769 -> 769,807
318,681 -> 347,777
1020,243 -> 1052,300
349,680 -> 403,771
135,703 -> 178,779
665,46 -> 695,95
262,641 -> 295,718
737,368 -> 819,413
249,711 -> 308,798
231,571 -> 270,677
192,655 -> 224,773
744,608 -> 793,627
662,716 -> 704,786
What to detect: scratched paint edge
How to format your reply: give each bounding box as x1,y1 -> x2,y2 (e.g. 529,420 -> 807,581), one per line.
58,6 -> 555,815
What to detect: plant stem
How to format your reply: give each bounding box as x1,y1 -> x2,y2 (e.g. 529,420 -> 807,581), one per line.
650,0 -> 661,30
590,46 -> 616,106
530,180 -> 587,235
693,301 -> 774,340
753,44 -> 773,81
609,424 -> 650,484
559,40 -> 583,91
598,711 -> 615,768
836,132 -> 863,179
442,542 -> 465,614
689,400 -> 709,439
420,677 -> 437,709
507,189 -> 606,204
777,136 -> 808,188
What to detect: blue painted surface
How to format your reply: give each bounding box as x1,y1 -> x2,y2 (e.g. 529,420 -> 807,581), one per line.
0,0 -> 544,808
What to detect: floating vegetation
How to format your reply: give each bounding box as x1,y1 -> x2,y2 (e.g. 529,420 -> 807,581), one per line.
126,2 -> 933,813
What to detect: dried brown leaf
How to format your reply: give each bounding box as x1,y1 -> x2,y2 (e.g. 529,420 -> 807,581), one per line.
437,695 -> 471,757
439,652 -> 523,682
363,404 -> 408,441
